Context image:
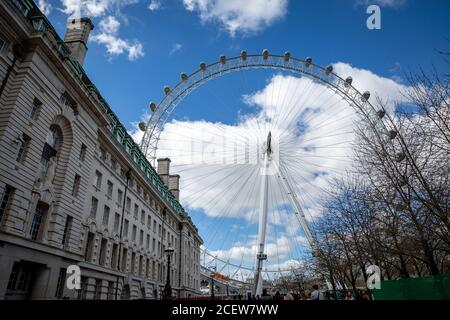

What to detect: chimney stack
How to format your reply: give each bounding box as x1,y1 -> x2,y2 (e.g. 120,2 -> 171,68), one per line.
63,18 -> 94,65
157,158 -> 180,201
168,175 -> 180,201
157,158 -> 171,186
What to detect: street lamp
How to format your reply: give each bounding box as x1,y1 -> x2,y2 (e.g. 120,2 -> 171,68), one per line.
163,244 -> 174,300
210,267 -> 216,300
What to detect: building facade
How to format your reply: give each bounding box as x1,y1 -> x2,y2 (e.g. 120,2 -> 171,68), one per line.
0,0 -> 202,300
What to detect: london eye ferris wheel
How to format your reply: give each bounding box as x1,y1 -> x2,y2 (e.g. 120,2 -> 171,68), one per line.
137,50 -> 399,295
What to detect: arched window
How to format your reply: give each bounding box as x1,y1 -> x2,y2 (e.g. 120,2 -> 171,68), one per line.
37,125 -> 62,182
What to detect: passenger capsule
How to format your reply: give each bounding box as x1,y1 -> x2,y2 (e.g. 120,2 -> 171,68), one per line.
305,57 -> 312,67
362,91 -> 371,102
262,49 -> 269,60
395,152 -> 406,162
283,51 -> 291,62
200,62 -> 207,71
181,73 -> 189,82
377,110 -> 386,119
138,122 -> 147,131
344,76 -> 353,87
241,50 -> 247,61
150,102 -> 157,112
220,54 -> 226,64
325,65 -> 333,75
164,86 -> 171,95
388,130 -> 398,140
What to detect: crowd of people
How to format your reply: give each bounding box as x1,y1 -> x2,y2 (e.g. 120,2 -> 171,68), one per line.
233,286 -> 373,301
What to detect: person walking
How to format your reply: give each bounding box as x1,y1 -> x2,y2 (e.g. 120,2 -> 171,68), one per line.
284,291 -> 295,300
344,291 -> 354,300
260,288 -> 272,300
310,285 -> 320,300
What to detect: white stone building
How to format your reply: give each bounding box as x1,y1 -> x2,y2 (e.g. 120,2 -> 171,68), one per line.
0,0 -> 202,300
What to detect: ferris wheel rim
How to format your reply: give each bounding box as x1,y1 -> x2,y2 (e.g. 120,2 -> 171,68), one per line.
140,51 -> 380,164
139,51 -> 406,277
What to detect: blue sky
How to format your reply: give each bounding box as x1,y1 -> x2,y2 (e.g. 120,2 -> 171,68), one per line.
42,0 -> 450,126
39,0 -> 450,276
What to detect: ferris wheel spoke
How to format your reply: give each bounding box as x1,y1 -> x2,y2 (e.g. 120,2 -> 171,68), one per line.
209,168 -> 262,263
199,166 -> 260,245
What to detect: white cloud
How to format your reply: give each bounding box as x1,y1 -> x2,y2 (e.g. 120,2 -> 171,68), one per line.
38,0 -> 53,15
90,15 -> 144,61
60,0 -> 139,17
91,31 -> 144,61
169,43 -> 183,55
59,1 -> 144,61
98,15 -> 121,34
208,236 -> 303,262
148,0 -> 161,11
182,0 -> 289,36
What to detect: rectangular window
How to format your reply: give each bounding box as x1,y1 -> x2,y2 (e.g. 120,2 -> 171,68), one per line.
79,144 -> 87,161
61,215 -> 73,247
30,202 -> 47,240
133,204 -> 138,219
84,232 -> 95,261
90,197 -> 98,218
30,98 -> 42,120
152,238 -> 156,252
132,225 -> 137,241
107,281 -> 114,300
123,219 -> 129,238
102,205 -> 110,226
71,174 -> 81,197
94,171 -> 102,189
7,261 -> 33,293
138,255 -> 143,277
139,230 -> 144,246
146,258 -> 150,278
16,133 -> 31,163
0,185 -> 14,224
111,243 -> 118,270
130,252 -> 136,275
126,197 -> 131,212
146,234 -> 150,249
99,238 -> 108,266
141,210 -> 145,224
94,279 -> 102,300
55,268 -> 67,298
121,248 -> 128,272
114,213 -> 120,233
147,215 -> 151,229
107,180 -> 113,198
117,189 -> 123,207
153,220 -> 156,233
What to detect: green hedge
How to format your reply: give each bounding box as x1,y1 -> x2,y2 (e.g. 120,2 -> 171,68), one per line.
373,275 -> 450,300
